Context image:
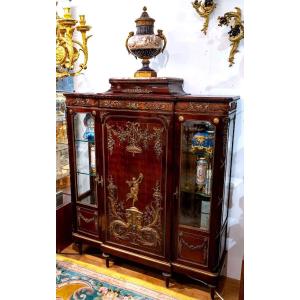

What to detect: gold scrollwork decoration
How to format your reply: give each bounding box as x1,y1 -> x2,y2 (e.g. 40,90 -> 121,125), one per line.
107,176 -> 163,248
218,7 -> 244,67
192,0 -> 217,35
56,7 -> 92,78
106,121 -> 164,158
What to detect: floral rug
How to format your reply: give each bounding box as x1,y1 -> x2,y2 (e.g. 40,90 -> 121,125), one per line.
56,255 -> 196,300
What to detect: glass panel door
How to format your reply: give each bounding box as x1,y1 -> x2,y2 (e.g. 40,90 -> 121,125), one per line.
74,112 -> 98,207
179,120 -> 216,231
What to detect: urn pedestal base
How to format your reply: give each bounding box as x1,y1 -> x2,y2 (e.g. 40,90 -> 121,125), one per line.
134,59 -> 157,78
134,70 -> 157,78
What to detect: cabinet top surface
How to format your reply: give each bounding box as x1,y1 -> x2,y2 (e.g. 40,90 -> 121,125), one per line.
64,78 -> 239,102
64,92 -> 239,102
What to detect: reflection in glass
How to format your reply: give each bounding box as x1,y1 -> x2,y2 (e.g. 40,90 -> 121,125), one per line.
56,93 -> 70,197
74,112 -> 97,207
222,119 -> 234,224
179,120 -> 215,230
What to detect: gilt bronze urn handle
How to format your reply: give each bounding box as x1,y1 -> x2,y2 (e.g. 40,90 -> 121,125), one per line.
125,7 -> 167,78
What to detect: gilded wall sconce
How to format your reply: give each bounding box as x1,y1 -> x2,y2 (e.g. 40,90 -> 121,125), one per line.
218,7 -> 244,67
56,7 -> 92,78
192,0 -> 217,35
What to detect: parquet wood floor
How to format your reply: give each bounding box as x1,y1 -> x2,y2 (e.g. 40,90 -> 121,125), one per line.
59,244 -> 240,300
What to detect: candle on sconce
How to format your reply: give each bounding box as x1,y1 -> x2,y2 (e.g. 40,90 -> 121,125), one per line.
79,15 -> 86,26
63,7 -> 72,19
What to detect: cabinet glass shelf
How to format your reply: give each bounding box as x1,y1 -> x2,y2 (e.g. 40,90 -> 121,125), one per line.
77,194 -> 97,207
75,139 -> 94,143
181,189 -> 211,198
76,171 -> 96,177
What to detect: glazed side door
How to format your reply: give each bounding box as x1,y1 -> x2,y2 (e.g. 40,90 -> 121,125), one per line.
67,108 -> 103,241
172,111 -> 226,271
100,110 -> 173,261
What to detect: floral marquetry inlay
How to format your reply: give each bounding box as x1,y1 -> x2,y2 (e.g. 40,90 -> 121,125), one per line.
69,98 -> 97,106
99,100 -> 173,112
106,121 -> 164,158
176,102 -> 229,115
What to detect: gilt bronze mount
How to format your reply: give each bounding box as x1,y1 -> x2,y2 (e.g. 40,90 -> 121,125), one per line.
56,7 -> 92,78
125,7 -> 167,78
218,7 -> 244,67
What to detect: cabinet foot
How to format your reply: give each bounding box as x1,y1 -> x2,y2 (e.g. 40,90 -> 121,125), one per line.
210,286 -> 216,300
103,253 -> 110,268
75,242 -> 83,255
162,272 -> 171,288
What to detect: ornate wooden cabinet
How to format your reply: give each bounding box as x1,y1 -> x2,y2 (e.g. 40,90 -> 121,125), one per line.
65,78 -> 238,299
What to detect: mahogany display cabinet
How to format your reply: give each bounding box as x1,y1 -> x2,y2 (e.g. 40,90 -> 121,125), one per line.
64,78 -> 238,299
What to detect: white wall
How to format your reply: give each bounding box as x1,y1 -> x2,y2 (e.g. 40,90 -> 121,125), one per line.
57,0 -> 244,280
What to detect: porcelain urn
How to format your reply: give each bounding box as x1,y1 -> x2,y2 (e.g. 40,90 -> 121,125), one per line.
125,7 -> 167,78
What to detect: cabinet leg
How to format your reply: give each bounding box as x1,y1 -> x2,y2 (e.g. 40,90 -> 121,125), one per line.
210,286 -> 215,300
162,272 -> 171,288
103,253 -> 110,268
75,242 -> 83,255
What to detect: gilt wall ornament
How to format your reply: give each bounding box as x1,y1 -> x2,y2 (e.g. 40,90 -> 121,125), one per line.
106,121 -> 164,158
218,7 -> 244,67
192,0 -> 217,35
107,176 -> 163,248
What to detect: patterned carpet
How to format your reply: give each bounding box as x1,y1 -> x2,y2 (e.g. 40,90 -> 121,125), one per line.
56,255 -> 197,300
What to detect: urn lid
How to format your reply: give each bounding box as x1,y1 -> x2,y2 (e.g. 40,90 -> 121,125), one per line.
135,7 -> 155,28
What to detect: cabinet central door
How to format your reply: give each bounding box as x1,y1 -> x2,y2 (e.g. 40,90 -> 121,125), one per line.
102,112 -> 169,257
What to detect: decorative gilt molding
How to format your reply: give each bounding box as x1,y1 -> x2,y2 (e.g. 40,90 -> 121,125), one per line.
99,100 -> 173,112
106,121 -> 164,158
78,213 -> 96,224
178,231 -> 208,265
176,102 -> 228,115
107,176 -> 163,249
121,88 -> 152,94
69,98 -> 97,107
101,100 -> 122,108
76,208 -> 98,232
100,112 -> 109,123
